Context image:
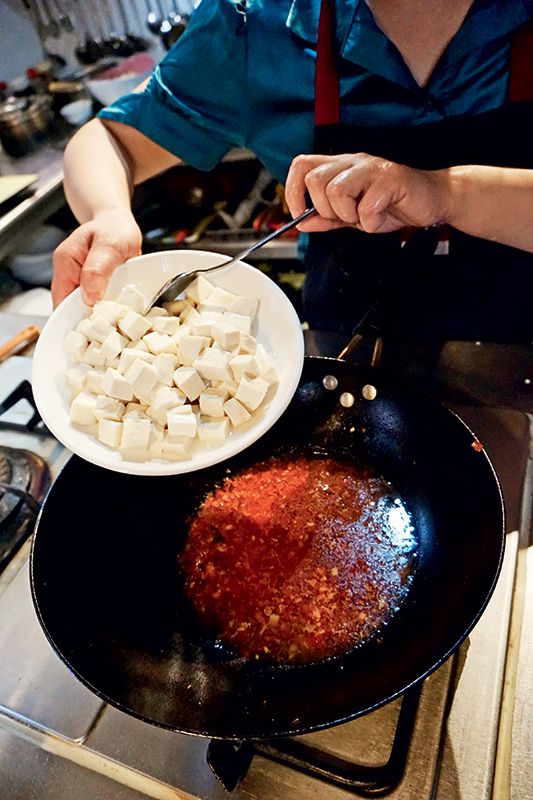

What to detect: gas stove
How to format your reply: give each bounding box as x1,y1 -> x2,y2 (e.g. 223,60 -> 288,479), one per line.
0,322 -> 531,800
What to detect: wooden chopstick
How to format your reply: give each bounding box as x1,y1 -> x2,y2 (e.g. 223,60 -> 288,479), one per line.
0,324 -> 41,363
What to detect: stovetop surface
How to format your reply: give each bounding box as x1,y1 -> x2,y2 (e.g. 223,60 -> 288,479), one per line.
0,330 -> 530,800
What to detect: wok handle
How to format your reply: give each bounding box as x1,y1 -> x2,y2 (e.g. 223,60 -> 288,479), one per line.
0,325 -> 41,363
337,303 -> 383,367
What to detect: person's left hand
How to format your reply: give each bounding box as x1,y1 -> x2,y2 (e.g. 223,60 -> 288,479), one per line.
284,152 -> 450,233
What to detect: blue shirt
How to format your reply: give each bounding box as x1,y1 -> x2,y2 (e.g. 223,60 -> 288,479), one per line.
98,0 -> 533,182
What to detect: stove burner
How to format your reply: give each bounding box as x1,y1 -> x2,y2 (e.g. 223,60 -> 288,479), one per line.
206,682 -> 422,794
0,379 -> 42,431
0,446 -> 50,572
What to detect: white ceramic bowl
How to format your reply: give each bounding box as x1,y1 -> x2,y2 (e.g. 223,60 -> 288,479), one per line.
85,70 -> 151,106
32,250 -> 305,476
60,99 -> 93,126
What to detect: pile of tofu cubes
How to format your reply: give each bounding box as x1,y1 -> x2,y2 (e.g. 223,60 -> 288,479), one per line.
63,276 -> 277,461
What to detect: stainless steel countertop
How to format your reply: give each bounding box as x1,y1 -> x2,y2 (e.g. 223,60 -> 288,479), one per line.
0,134 -> 68,263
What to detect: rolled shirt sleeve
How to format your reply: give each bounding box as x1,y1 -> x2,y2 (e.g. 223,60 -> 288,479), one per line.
97,0 -> 249,171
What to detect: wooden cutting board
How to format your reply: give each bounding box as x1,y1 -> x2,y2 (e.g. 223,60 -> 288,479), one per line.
0,174 -> 37,206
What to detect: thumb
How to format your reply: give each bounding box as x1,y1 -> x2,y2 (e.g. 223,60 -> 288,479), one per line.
80,237 -> 136,306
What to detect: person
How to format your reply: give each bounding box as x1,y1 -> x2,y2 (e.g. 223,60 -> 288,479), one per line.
53,0 -> 533,342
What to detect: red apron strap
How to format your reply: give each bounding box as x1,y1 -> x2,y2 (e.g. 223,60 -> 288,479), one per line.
315,0 -> 340,125
508,20 -> 533,102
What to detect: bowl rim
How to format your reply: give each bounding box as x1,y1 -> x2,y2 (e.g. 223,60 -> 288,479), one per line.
32,251 -> 305,476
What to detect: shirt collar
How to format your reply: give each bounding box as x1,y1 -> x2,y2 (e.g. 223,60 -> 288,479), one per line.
287,0 -> 533,91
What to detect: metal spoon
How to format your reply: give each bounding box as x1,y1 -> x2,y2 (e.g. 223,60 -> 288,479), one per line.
144,207 -> 316,312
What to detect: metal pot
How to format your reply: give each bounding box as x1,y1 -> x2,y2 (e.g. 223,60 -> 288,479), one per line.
0,95 -> 55,158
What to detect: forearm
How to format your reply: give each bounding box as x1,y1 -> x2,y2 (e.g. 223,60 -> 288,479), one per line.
441,165 -> 533,252
63,119 -> 134,224
63,117 -> 181,224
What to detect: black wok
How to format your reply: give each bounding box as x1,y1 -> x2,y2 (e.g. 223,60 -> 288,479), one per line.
30,355 -> 505,740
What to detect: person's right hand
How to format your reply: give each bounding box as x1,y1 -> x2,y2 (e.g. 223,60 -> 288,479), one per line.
51,209 -> 143,308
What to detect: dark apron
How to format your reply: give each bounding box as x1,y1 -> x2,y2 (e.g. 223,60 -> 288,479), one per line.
304,0 -> 533,342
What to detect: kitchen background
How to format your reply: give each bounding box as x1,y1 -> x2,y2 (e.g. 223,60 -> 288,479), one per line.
0,3 -> 533,800
0,0 -> 304,324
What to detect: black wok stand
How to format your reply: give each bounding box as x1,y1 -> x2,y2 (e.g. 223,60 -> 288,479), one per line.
206,681 -> 422,794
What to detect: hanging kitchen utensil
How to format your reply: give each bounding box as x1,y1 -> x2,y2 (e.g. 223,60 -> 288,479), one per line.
145,0 -> 164,34
115,0 -> 149,53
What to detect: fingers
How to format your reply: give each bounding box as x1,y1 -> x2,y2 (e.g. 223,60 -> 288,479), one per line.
285,152 -> 440,234
285,153 -> 374,232
51,213 -> 142,308
80,238 -> 129,306
285,154 -> 340,218
51,228 -> 90,308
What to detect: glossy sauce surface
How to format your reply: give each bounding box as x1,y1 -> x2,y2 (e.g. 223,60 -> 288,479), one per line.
180,453 -> 418,663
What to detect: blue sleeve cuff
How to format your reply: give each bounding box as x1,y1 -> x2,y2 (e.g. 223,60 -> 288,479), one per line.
97,70 -> 234,172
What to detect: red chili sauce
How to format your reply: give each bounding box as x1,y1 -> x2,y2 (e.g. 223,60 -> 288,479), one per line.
180,453 -> 418,664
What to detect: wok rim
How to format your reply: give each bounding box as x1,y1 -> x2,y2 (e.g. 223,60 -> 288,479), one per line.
29,356 -> 506,740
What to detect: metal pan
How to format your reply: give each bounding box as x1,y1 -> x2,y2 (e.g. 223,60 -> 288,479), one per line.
30,354 -> 505,740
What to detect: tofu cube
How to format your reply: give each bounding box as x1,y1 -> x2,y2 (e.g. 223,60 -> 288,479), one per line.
66,364 -> 90,397
167,408 -> 198,438
83,342 -> 107,367
118,310 -> 152,341
97,418 -> 123,448
229,296 -> 258,320
223,311 -> 252,334
198,416 -> 229,443
151,315 -> 180,335
211,378 -> 238,397
126,338 -> 149,351
100,330 -> 127,362
207,286 -> 239,308
185,275 -> 215,304
85,369 -> 106,395
190,310 -> 223,337
199,389 -> 226,418
120,417 -> 152,451
124,403 -> 150,420
148,424 -> 165,456
153,353 -> 176,385
147,385 -> 186,425
64,330 -> 88,361
70,391 -> 98,426
94,395 -> 126,421
235,375 -> 270,411
163,299 -> 191,315
229,354 -> 260,382
178,334 -> 210,366
161,435 -> 193,460
117,347 -> 154,374
145,306 -> 168,318
124,359 -> 161,399
224,397 -> 252,427
255,344 -> 279,384
173,367 -> 206,401
238,331 -> 257,354
143,331 -> 178,355
193,347 -> 232,382
180,305 -> 201,325
101,368 -> 134,402
211,320 -> 240,351
82,316 -> 115,344
116,284 -> 145,313
91,300 -> 129,325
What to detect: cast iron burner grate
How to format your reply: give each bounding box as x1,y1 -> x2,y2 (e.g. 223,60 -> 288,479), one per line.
0,380 -> 51,571
0,445 -> 51,572
0,380 -> 43,432
206,681 -> 422,795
